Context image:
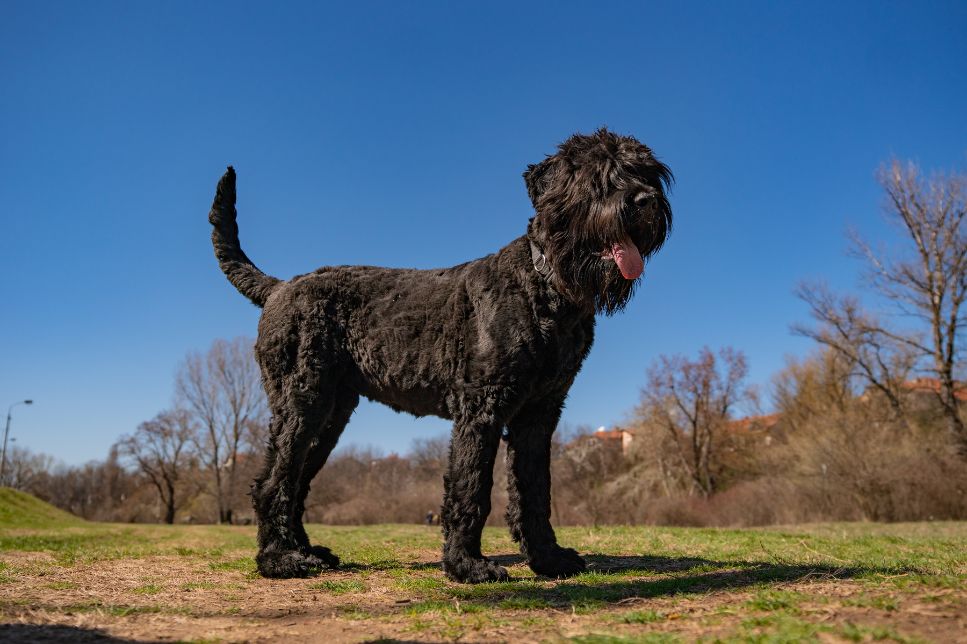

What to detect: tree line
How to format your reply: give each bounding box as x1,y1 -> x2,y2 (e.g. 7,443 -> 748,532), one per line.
3,156 -> 965,526
1,338 -> 267,524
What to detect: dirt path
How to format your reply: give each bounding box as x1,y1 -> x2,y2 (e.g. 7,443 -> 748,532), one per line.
3,551 -> 965,642
2,523 -> 965,642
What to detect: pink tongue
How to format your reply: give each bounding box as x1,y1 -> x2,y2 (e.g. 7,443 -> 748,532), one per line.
612,238 -> 644,279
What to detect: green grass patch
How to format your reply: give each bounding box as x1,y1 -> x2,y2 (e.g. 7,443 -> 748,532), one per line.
884,573 -> 962,590
307,579 -> 367,594
746,589 -> 804,612
734,613 -> 830,642
404,599 -> 453,615
181,581 -> 219,591
339,606 -> 374,619
133,583 -> 164,595
843,594 -> 899,611
497,596 -> 552,610
837,622 -> 916,642
0,487 -> 84,529
208,557 -> 258,578
174,546 -> 224,557
618,609 -> 665,623
64,600 -> 164,617
0,528 -> 165,566
393,575 -> 447,592
449,580 -> 531,601
569,634 -> 680,644
737,612 -> 916,643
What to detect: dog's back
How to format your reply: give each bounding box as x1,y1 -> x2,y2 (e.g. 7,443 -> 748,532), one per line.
253,236 -> 585,421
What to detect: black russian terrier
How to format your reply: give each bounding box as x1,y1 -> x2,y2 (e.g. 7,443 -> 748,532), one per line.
208,128 -> 673,583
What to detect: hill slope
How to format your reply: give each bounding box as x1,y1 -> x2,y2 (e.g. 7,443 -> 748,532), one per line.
0,487 -> 83,528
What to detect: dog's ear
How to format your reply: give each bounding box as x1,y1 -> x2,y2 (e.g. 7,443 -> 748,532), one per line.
523,157 -> 555,205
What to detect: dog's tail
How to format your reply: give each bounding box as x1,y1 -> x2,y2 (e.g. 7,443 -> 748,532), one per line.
208,167 -> 281,308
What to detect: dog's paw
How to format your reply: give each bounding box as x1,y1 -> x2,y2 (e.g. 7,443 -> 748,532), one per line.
443,556 -> 510,584
529,546 -> 586,579
304,545 -> 339,569
256,549 -> 315,578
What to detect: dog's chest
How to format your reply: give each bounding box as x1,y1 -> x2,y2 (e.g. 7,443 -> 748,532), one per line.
466,297 -> 594,393
533,315 -> 594,384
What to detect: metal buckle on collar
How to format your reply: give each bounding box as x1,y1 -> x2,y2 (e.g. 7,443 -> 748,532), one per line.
529,240 -> 552,278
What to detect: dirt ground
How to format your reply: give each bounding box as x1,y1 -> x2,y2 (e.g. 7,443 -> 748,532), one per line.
1,522 -> 965,642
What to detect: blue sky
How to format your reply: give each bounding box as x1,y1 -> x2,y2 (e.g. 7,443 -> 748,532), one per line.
2,1 -> 965,465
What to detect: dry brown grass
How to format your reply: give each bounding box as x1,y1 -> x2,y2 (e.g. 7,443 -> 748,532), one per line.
1,519 -> 965,642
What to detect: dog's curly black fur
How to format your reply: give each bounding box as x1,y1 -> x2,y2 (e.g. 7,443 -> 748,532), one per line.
207,128 -> 672,583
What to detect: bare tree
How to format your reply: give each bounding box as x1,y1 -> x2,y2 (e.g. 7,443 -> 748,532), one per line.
117,410 -> 194,524
639,347 -> 754,498
0,445 -> 55,492
772,349 -> 855,432
410,436 -> 448,479
850,160 -> 967,454
176,337 -> 267,523
793,283 -> 917,418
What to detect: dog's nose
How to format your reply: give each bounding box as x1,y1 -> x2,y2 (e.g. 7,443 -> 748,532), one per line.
634,191 -> 658,212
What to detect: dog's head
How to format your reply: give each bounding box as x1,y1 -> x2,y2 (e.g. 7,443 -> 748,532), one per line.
525,128 -> 673,315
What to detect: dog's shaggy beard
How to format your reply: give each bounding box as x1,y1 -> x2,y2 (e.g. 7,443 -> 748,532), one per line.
525,128 -> 673,315
544,193 -> 670,315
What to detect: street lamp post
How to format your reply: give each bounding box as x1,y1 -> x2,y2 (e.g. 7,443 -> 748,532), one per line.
1,400 -> 33,487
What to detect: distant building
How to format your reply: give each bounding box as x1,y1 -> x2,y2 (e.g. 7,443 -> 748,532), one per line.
725,413 -> 783,446
574,427 -> 636,456
859,377 -> 967,414
900,377 -> 967,399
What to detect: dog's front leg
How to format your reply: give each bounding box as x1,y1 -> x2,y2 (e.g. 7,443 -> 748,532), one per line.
441,419 -> 508,583
505,400 -> 586,578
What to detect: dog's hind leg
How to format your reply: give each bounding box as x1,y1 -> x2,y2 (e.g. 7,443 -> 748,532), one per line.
505,399 -> 586,578
292,388 -> 358,569
441,416 -> 508,583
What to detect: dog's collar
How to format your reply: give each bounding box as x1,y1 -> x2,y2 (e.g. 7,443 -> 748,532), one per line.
529,239 -> 552,278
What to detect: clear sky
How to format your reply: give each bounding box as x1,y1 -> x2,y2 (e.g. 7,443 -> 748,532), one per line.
2,1 -> 966,465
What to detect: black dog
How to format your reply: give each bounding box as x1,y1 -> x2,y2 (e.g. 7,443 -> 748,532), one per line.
208,128 -> 672,583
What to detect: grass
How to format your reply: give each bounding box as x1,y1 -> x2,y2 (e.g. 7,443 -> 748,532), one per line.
132,583 -> 163,595
618,610 -> 665,624
0,490 -> 963,641
0,487 -> 84,529
745,589 -> 804,612
307,579 -> 367,594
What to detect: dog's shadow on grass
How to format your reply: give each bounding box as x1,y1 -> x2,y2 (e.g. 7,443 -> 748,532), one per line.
0,624 -> 152,643
354,554 -> 904,607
